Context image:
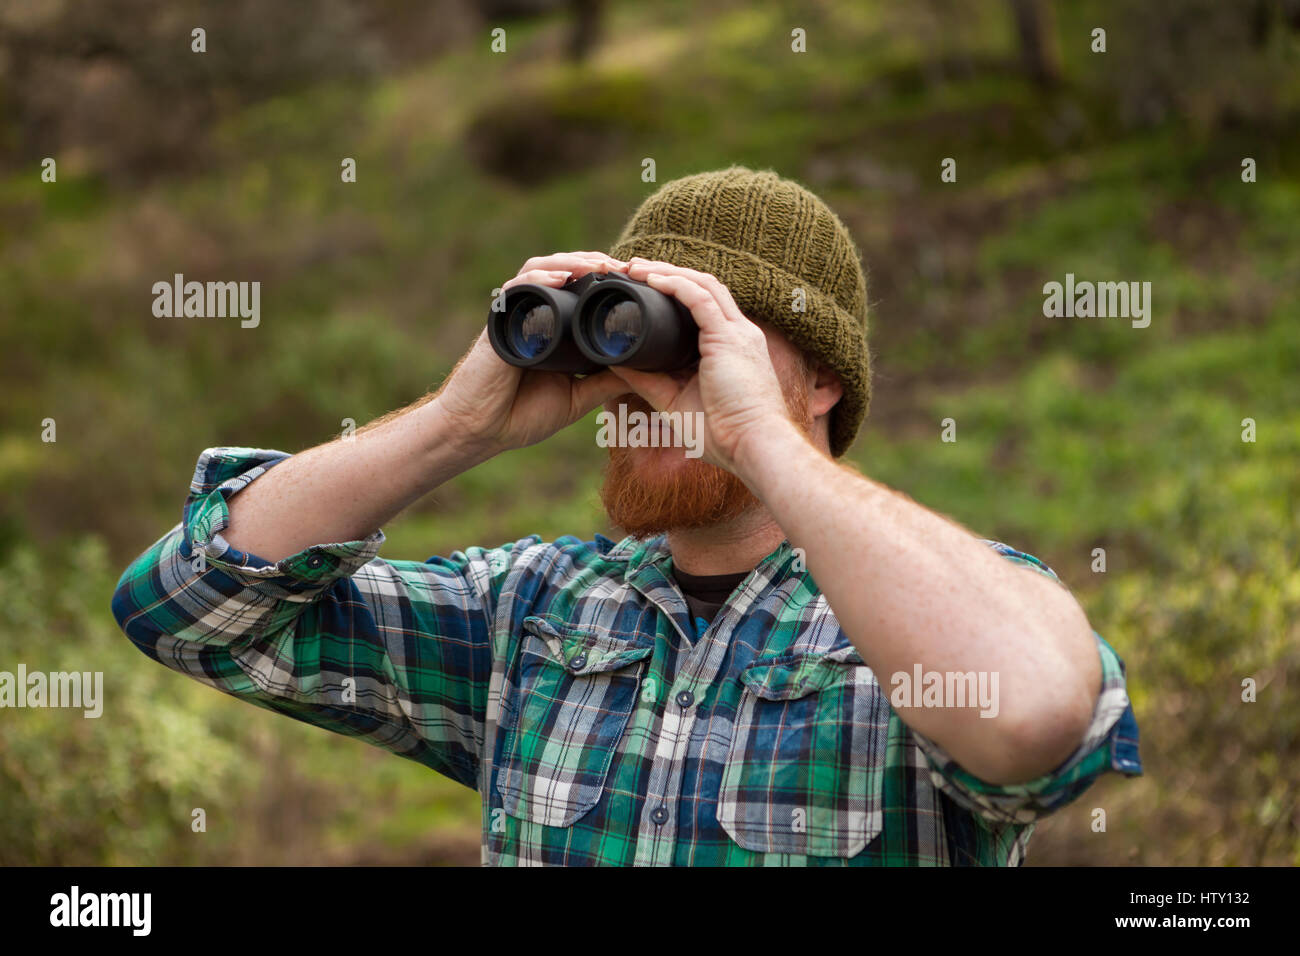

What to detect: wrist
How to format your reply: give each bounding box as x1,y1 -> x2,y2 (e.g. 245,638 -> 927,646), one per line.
419,397 -> 503,475
733,414 -> 819,491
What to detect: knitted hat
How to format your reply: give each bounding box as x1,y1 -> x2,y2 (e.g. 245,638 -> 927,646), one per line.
609,166 -> 870,457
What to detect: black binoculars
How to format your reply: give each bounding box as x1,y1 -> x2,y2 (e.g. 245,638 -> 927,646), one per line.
487,272 -> 699,373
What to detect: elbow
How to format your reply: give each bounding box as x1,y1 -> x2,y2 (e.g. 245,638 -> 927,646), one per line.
111,552 -> 139,630
981,607 -> 1101,785
110,548 -> 169,660
111,577 -> 143,641
980,682 -> 1096,786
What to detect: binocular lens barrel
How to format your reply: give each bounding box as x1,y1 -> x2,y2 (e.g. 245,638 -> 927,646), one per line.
487,283 -> 596,372
488,273 -> 698,373
506,296 -> 558,359
587,298 -> 644,358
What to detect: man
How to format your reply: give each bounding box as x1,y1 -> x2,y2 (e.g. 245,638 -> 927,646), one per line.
112,166 -> 1141,865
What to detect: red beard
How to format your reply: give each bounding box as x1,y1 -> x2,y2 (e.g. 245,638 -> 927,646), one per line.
598,369 -> 812,537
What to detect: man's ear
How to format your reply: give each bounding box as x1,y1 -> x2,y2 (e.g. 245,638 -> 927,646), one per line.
810,361 -> 843,419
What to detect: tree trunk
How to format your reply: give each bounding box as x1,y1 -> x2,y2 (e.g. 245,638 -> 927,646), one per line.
568,0 -> 604,62
1008,0 -> 1063,88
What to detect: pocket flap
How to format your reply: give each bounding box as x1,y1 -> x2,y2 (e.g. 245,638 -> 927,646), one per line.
522,615 -> 654,676
739,647 -> 868,701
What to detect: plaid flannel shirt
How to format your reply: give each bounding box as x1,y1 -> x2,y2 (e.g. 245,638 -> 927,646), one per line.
112,446 -> 1142,866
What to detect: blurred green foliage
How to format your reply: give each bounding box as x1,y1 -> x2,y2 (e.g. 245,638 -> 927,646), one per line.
0,538 -> 250,864
0,0 -> 1297,864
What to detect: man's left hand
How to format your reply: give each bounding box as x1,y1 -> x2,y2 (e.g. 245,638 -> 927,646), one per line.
609,258 -> 797,476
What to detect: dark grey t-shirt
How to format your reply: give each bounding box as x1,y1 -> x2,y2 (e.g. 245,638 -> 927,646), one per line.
670,565 -> 751,636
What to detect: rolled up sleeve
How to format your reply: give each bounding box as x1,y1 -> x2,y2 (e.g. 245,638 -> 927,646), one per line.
181,446 -> 385,598
111,446 -> 523,789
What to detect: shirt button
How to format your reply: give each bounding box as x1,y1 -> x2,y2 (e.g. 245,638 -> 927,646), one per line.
675,690 -> 694,708
569,654 -> 587,671
650,806 -> 669,825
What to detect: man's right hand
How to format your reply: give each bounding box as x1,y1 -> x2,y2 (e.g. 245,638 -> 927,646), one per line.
435,251 -> 631,455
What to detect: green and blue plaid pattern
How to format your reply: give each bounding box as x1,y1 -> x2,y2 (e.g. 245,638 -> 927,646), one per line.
112,447 -> 1142,866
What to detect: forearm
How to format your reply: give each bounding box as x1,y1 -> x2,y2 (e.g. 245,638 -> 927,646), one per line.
737,420 -> 1100,784
223,394 -> 496,562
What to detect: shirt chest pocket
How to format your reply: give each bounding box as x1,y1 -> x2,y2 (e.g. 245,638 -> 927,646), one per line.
718,647 -> 891,858
496,615 -> 653,828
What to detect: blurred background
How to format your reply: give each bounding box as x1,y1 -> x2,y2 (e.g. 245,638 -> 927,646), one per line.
0,0 -> 1297,865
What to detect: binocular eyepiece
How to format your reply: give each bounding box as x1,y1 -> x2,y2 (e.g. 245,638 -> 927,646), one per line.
487,272 -> 699,373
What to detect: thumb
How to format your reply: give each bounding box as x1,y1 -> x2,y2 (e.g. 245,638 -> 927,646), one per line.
607,365 -> 680,413
570,369 -> 628,417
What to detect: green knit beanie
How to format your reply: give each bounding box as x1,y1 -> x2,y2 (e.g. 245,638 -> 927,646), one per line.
609,166 -> 870,458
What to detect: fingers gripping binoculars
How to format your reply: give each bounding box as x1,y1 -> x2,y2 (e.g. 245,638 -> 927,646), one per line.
487,272 -> 699,373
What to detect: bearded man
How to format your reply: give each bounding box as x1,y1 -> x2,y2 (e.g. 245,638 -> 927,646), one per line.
112,166 -> 1141,866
